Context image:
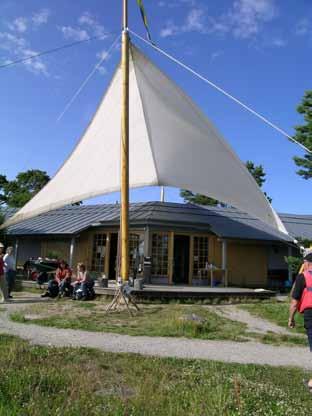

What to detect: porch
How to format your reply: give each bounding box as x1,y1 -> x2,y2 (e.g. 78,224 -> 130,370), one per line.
21,279 -> 275,301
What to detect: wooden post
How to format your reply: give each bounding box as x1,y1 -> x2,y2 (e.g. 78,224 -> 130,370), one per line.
222,240 -> 228,287
188,236 -> 194,286
120,0 -> 130,282
104,233 -> 111,278
14,238 -> 19,269
287,245 -> 292,285
168,232 -> 174,285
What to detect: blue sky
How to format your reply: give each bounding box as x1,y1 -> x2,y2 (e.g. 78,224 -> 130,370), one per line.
0,0 -> 311,214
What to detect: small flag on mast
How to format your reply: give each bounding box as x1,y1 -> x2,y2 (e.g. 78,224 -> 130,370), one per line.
136,0 -> 153,42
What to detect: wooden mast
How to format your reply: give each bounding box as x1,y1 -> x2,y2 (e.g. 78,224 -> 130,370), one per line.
120,0 -> 130,282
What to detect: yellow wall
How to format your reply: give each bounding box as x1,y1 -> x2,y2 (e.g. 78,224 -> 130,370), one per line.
209,235 -> 222,266
227,242 -> 267,287
73,230 -> 92,271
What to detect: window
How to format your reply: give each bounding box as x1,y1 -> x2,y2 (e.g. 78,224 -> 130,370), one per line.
92,234 -> 107,273
151,233 -> 169,277
193,236 -> 209,278
129,234 -> 142,276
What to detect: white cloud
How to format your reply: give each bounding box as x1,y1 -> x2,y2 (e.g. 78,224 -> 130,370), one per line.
270,37 -> 286,47
32,9 -> 51,26
97,66 -> 107,76
95,41 -> 120,76
0,9 -> 52,76
97,50 -> 110,61
60,26 -> 90,41
0,32 -> 26,50
295,18 -> 311,36
210,50 -> 224,62
19,48 -> 49,76
160,7 -> 207,37
160,0 -> 278,40
8,17 -> 28,33
229,0 -> 277,39
0,31 -> 48,76
160,21 -> 180,37
78,12 -> 95,26
59,12 -> 109,43
158,0 -> 197,7
185,8 -> 206,32
78,12 -> 109,39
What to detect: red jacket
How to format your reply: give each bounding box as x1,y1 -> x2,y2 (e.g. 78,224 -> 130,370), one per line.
55,267 -> 72,282
298,271 -> 312,313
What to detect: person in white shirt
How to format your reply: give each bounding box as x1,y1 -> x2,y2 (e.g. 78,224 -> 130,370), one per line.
0,243 -> 9,302
3,246 -> 16,299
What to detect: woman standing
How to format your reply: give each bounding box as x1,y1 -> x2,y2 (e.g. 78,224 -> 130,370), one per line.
3,246 -> 15,299
289,252 -> 312,391
0,243 -> 9,302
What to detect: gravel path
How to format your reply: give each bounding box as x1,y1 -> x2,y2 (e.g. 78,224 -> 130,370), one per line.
214,305 -> 299,336
0,298 -> 311,370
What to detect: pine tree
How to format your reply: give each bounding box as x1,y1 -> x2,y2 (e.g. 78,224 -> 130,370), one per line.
293,90 -> 312,179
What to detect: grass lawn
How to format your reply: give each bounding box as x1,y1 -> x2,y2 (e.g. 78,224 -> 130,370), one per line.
10,300 -> 249,342
240,301 -> 306,335
8,296 -> 308,346
1,334 -> 312,416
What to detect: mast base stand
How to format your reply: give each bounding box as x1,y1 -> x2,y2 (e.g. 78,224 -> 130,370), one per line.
105,283 -> 140,316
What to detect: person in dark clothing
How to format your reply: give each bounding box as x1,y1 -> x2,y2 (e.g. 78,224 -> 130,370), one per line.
41,260 -> 72,298
289,252 -> 312,390
55,261 -> 73,297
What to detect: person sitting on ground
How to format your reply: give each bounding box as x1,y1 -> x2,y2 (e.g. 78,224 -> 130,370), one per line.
56,260 -> 72,297
73,263 -> 94,300
41,260 -> 72,298
3,246 -> 16,299
288,252 -> 312,391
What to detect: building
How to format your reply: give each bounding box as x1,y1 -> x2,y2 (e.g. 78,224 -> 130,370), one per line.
4,202 -> 312,288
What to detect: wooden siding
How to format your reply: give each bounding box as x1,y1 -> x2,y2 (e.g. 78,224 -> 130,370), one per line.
209,235 -> 222,267
73,231 -> 92,271
227,242 -> 267,287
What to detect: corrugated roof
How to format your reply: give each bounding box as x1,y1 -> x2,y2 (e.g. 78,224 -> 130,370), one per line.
279,213 -> 312,241
4,202 -> 295,242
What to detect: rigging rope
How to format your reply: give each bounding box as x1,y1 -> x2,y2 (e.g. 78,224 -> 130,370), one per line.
57,34 -> 121,122
129,30 -> 311,155
0,35 -> 105,70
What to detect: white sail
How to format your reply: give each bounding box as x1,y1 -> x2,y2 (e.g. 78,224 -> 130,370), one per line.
3,44 -> 287,233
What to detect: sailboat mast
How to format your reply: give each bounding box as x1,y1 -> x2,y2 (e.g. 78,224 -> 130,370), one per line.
120,0 -> 130,282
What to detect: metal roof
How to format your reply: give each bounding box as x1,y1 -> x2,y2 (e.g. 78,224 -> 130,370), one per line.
279,213 -> 312,241
4,202 -> 296,243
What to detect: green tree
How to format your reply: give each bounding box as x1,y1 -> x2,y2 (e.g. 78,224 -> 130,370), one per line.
180,161 -> 271,205
0,170 -> 50,208
0,175 -> 8,206
179,190 -> 218,206
0,211 -> 7,244
245,161 -> 272,203
245,161 -> 266,187
293,90 -> 312,179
